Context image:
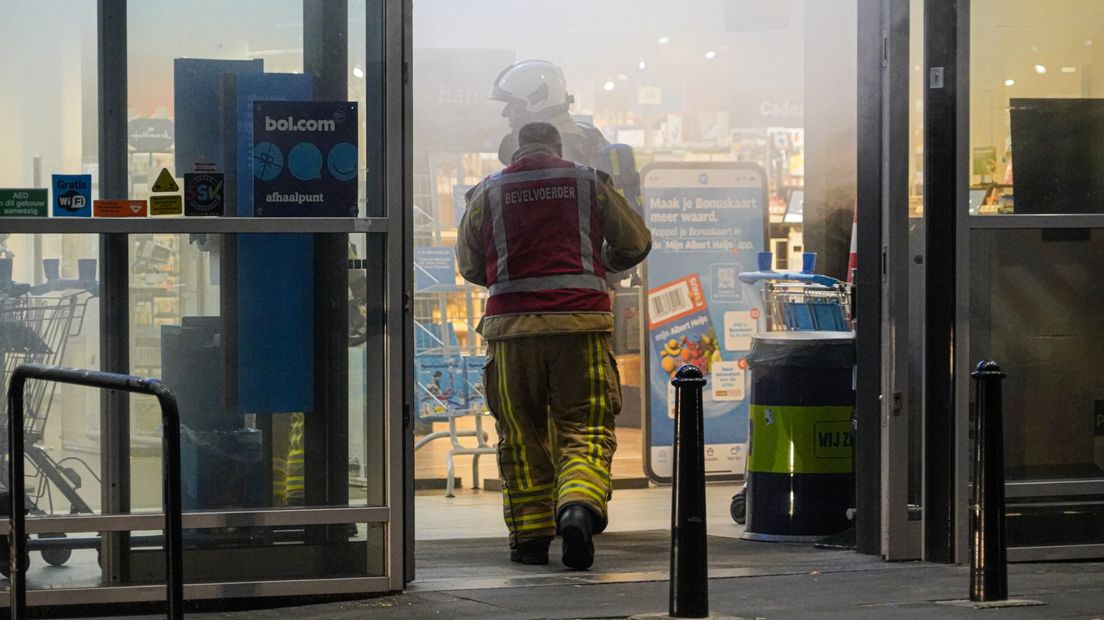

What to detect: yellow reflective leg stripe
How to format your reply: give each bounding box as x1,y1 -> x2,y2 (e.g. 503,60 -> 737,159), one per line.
558,481 -> 607,506
514,350 -> 534,489
495,342 -> 520,486
594,334 -> 607,464
582,334 -> 607,465
503,484 -> 554,504
497,342 -> 533,489
557,458 -> 610,484
586,334 -> 601,463
559,477 -> 606,498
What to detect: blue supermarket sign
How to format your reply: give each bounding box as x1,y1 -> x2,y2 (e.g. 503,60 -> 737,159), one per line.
642,162 -> 768,483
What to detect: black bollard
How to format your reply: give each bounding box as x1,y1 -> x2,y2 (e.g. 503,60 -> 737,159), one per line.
970,360 -> 1008,602
670,364 -> 709,618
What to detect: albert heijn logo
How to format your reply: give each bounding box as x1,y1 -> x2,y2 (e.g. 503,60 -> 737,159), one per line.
52,174 -> 92,217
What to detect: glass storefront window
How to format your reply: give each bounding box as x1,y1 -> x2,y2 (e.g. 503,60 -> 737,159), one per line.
970,229 -> 1104,482
123,233 -> 384,513
1,1 -> 103,516
970,0 -> 1104,215
0,1 -> 98,191
2,236 -> 101,510
969,227 -> 1104,548
1,1 -> 398,602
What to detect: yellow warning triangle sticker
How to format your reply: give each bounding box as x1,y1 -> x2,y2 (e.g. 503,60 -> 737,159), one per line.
151,168 -> 179,193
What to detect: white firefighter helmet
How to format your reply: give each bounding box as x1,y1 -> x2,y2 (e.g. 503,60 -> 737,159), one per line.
491,60 -> 574,122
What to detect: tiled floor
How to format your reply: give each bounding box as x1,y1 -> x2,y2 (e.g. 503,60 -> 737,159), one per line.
414,482 -> 745,541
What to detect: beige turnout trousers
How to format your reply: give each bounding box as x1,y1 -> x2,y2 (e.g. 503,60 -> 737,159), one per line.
485,332 -> 621,546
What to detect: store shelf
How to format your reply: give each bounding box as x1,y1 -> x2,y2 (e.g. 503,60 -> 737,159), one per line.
0,217 -> 393,235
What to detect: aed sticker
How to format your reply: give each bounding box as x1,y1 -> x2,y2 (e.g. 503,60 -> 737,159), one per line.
723,310 -> 756,351
52,174 -> 92,217
94,199 -> 147,217
0,189 -> 48,217
149,195 -> 182,216
711,361 -> 745,401
184,173 -> 224,216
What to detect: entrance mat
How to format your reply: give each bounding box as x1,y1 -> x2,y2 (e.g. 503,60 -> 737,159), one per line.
413,529 -> 889,590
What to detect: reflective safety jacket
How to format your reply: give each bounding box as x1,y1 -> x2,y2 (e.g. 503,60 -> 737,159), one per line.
457,145 -> 651,340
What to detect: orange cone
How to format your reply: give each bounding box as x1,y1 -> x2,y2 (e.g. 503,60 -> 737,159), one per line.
847,205 -> 858,284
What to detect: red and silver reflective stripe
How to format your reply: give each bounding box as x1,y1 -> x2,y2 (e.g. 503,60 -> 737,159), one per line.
490,273 -> 607,295
485,165 -> 606,296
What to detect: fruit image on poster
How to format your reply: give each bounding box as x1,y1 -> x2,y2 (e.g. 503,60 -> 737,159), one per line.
650,274 -> 720,379
642,163 -> 767,482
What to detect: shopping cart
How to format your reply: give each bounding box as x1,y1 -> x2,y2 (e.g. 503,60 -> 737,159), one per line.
728,259 -> 853,524
1,279 -> 99,573
743,271 -> 853,333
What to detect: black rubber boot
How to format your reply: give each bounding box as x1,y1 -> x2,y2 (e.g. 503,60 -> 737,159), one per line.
509,537 -> 551,565
558,504 -> 596,570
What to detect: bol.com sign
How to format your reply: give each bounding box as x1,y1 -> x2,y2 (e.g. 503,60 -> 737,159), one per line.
252,100 -> 358,217
264,115 -> 337,132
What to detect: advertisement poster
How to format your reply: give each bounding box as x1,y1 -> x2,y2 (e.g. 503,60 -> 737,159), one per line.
414,246 -> 459,292
415,354 -> 467,417
464,355 -> 488,414
642,163 -> 767,482
252,100 -> 358,217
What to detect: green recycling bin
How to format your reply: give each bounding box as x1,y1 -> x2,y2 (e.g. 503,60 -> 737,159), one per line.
742,331 -> 855,542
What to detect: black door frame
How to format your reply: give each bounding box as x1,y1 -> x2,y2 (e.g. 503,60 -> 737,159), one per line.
922,0 -> 966,564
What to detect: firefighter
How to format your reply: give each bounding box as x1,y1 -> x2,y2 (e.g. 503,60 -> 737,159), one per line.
456,122 -> 651,569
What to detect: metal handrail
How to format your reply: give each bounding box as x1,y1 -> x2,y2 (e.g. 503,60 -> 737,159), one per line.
6,364 -> 183,619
